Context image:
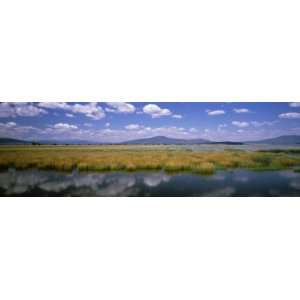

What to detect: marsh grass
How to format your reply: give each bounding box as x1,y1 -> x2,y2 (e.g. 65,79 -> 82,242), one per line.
0,145 -> 300,175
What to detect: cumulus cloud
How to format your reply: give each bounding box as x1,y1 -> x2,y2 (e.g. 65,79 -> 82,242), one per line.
6,122 -> 16,127
53,123 -> 78,130
71,103 -> 105,120
189,128 -> 198,133
125,124 -> 141,130
94,125 -> 196,142
207,110 -> 225,116
105,102 -> 136,114
251,121 -> 277,127
0,121 -> 39,139
38,102 -> 105,120
289,102 -> 300,108
217,124 -> 227,132
0,103 -> 15,118
38,102 -> 70,110
172,114 -> 183,119
15,103 -> 47,117
66,113 -> 74,118
143,104 -> 172,118
105,122 -> 110,127
0,121 -> 17,129
0,102 -> 47,118
232,121 -> 249,128
233,108 -> 250,113
279,112 -> 300,119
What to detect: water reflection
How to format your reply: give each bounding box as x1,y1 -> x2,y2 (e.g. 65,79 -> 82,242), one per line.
143,173 -> 170,187
0,168 -> 300,197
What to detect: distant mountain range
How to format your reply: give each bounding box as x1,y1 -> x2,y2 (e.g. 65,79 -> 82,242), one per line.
1,135 -> 300,145
121,136 -> 210,145
0,138 -> 99,145
122,135 -> 300,145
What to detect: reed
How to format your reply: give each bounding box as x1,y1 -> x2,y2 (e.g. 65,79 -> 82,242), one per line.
0,145 -> 300,174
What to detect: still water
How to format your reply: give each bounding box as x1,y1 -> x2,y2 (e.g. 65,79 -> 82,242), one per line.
175,144 -> 300,152
0,168 -> 300,196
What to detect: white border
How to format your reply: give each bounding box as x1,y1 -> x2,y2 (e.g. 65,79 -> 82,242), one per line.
1,0 -> 300,298
1,197 -> 300,300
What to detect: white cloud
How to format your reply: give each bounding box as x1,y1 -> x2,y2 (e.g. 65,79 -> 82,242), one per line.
3,120 -> 195,142
172,114 -> 183,119
105,122 -> 110,127
38,102 -> 70,110
53,123 -> 78,130
217,124 -> 227,131
143,104 -> 172,118
251,121 -> 277,127
0,122 -> 39,139
147,126 -> 190,137
6,122 -> 17,127
125,124 -> 141,130
0,121 -> 17,128
0,103 -> 16,117
0,102 -> 47,117
76,126 -> 193,143
38,102 -> 105,120
105,102 -> 136,114
66,113 -> 74,118
232,121 -> 249,128
14,103 -> 47,117
233,108 -> 250,113
71,103 -> 105,120
289,102 -> 300,108
189,128 -> 198,133
237,129 -> 244,133
207,110 -> 225,116
279,112 -> 300,119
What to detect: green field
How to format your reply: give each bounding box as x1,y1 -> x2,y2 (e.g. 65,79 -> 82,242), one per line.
1,145 -> 300,175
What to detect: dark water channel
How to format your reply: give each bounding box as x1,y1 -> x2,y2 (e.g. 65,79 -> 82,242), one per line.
1,168 -> 300,197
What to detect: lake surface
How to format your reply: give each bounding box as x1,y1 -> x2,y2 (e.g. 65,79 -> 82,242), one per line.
174,144 -> 300,152
0,168 -> 300,196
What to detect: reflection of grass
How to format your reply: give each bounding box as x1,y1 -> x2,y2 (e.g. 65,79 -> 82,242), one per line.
1,145 -> 300,175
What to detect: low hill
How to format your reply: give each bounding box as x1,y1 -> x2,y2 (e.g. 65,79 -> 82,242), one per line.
0,138 -> 31,145
122,136 -> 210,145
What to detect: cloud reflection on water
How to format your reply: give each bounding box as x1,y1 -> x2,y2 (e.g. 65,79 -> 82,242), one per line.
0,168 -> 300,196
143,173 -> 170,187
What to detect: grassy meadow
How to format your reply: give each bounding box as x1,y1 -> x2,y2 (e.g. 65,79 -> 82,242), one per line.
1,145 -> 300,175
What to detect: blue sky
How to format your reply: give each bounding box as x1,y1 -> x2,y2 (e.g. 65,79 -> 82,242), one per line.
0,102 -> 300,142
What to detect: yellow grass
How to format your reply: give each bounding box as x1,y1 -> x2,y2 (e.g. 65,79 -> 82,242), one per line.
0,145 -> 300,174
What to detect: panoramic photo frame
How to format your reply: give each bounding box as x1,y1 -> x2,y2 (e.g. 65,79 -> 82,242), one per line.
0,101 -> 300,197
